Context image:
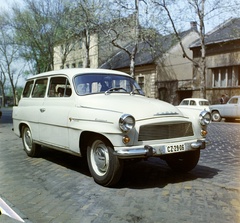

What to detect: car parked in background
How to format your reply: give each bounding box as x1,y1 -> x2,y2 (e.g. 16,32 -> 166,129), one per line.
210,96 -> 240,122
178,98 -> 210,112
13,68 -> 211,187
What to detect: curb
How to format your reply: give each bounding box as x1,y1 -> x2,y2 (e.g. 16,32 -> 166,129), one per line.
0,195 -> 32,223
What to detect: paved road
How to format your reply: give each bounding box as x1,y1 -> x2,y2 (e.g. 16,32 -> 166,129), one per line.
0,107 -> 13,124
0,122 -> 240,223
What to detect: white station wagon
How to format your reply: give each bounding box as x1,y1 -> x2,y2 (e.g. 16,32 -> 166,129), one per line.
13,68 -> 211,186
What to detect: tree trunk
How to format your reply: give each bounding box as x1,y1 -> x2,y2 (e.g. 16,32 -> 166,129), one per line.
83,29 -> 90,68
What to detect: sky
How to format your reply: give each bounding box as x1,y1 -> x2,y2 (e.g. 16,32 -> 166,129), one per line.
0,0 -> 238,33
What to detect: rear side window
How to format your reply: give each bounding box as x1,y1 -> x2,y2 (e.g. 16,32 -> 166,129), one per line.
32,78 -> 48,98
22,81 -> 34,97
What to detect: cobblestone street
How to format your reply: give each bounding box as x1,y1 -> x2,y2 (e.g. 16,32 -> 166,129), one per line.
0,122 -> 240,223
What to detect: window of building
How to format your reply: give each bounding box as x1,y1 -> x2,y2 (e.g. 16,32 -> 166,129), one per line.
79,39 -> 82,49
212,66 -> 240,87
72,63 -> 76,68
138,76 -> 144,89
60,45 -> 64,54
78,62 -> 83,68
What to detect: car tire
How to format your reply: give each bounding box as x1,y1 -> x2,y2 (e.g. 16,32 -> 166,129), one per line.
165,150 -> 200,172
87,137 -> 123,187
21,125 -> 41,157
212,111 -> 222,122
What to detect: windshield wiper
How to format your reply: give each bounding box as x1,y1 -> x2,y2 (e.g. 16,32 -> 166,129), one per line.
105,87 -> 127,94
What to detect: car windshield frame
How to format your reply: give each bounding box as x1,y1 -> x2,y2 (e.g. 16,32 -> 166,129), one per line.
73,73 -> 144,96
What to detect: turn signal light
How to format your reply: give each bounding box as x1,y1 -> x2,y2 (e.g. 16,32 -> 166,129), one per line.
201,130 -> 207,137
122,136 -> 130,144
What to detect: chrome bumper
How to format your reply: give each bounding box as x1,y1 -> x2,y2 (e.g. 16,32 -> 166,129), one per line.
113,140 -> 206,159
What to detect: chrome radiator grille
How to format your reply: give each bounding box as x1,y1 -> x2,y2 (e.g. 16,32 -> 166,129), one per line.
138,122 -> 194,141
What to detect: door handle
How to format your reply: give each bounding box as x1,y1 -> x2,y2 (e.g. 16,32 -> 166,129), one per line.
40,108 -> 46,113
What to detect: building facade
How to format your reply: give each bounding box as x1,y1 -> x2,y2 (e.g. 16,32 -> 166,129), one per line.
101,22 -> 199,105
190,18 -> 240,104
54,18 -> 240,105
53,15 -> 136,70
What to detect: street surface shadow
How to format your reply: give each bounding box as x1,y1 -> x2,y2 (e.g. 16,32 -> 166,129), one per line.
40,147 -> 91,177
118,157 -> 219,189
38,148 -> 219,189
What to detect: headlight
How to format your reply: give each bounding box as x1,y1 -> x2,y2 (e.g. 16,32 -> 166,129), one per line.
119,114 -> 135,132
199,110 -> 211,125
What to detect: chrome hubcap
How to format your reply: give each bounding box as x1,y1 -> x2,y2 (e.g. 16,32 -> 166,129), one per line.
91,141 -> 109,176
24,129 -> 32,151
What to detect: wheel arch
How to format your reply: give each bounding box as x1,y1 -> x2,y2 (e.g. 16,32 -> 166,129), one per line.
79,131 -> 113,157
19,122 -> 29,138
211,109 -> 222,122
211,109 -> 220,114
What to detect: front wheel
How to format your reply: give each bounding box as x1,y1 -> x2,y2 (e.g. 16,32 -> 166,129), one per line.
212,111 -> 222,122
165,150 -> 200,172
87,137 -> 123,187
21,126 -> 41,157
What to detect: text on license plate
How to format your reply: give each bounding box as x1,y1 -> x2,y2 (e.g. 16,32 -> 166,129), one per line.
165,144 -> 185,154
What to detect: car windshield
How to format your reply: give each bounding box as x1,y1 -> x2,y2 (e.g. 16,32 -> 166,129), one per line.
180,100 -> 189,105
74,73 -> 144,96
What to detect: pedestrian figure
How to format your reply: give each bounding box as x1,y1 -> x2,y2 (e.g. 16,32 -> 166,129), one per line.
225,94 -> 229,103
220,95 -> 224,104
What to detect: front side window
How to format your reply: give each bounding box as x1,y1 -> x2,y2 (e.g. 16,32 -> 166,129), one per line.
228,97 -> 238,104
190,100 -> 196,105
48,76 -> 72,97
74,73 -> 144,96
32,78 -> 48,98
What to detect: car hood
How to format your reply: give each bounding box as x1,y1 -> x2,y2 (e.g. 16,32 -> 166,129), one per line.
78,94 -> 183,120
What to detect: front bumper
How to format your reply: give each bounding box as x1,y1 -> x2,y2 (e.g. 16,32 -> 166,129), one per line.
113,139 -> 206,159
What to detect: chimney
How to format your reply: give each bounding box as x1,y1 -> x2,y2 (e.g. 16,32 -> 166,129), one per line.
190,21 -> 197,31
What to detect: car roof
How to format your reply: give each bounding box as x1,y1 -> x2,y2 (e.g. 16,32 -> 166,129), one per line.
27,68 -> 131,80
182,98 -> 209,101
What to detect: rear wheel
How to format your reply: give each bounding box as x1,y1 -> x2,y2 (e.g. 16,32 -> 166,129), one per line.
212,111 -> 222,122
21,126 -> 41,157
165,150 -> 200,172
87,137 -> 123,187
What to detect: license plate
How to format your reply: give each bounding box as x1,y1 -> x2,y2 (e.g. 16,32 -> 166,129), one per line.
165,143 -> 185,154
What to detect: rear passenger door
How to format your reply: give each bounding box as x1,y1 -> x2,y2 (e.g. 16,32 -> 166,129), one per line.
39,76 -> 73,149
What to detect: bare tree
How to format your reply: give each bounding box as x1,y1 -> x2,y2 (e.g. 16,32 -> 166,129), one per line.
0,71 -> 6,107
104,0 -> 144,77
64,0 -> 106,68
151,0 -> 204,97
0,17 -> 23,106
151,0 -> 238,99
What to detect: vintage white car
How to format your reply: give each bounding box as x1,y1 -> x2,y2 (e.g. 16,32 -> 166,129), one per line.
210,96 -> 240,122
13,68 -> 211,186
178,98 -> 210,112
